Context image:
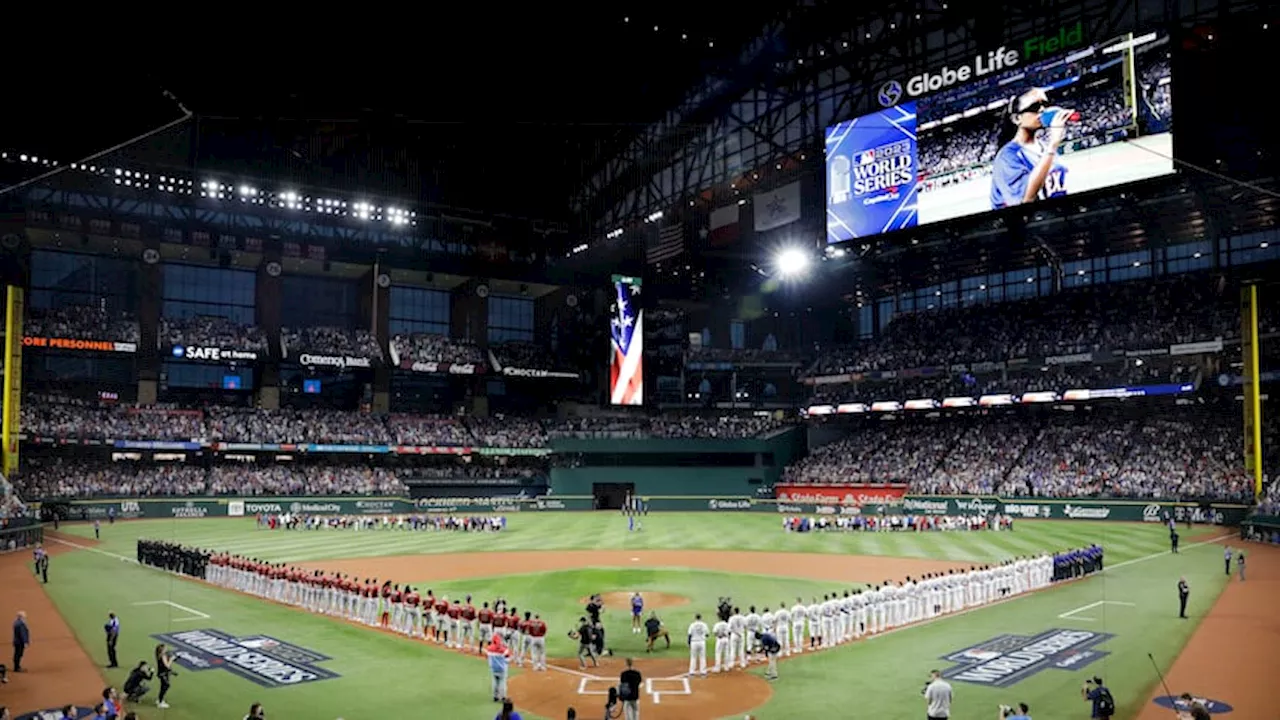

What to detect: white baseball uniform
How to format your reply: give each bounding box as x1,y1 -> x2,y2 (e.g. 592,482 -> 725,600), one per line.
712,620 -> 730,672
775,606 -> 791,655
745,611 -> 761,660
790,602 -> 807,652
688,619 -> 709,676
728,613 -> 746,668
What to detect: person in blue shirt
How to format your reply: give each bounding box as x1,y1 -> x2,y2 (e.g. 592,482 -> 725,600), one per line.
753,630 -> 781,680
494,698 -> 522,720
990,88 -> 1072,210
1082,676 -> 1115,719
1000,701 -> 1031,719
630,592 -> 644,634
104,613 -> 120,668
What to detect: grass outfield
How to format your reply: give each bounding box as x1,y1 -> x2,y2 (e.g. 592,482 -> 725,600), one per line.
42,515 -> 1232,719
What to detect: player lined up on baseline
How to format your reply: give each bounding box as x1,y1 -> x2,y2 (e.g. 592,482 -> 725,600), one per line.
202,551 -> 550,670
256,513 -> 507,532
696,554 -> 1057,674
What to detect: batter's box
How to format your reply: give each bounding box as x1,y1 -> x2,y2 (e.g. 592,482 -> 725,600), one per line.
577,678 -> 614,696
645,678 -> 691,705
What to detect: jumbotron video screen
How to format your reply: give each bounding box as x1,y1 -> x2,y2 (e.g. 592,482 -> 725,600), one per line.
609,274 -> 643,406
825,31 -> 1173,242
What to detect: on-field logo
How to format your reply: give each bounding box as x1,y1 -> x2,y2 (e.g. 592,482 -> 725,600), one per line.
941,629 -> 1114,687
1062,505 -> 1111,520
1152,694 -> 1234,714
153,629 -> 340,688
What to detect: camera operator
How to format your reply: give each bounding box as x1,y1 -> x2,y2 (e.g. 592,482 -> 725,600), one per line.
122,660 -> 153,703
618,657 -> 642,720
924,669 -> 953,720
1082,676 -> 1115,719
998,702 -> 1030,719
717,597 -> 732,623
569,617 -> 599,669
244,703 -> 265,720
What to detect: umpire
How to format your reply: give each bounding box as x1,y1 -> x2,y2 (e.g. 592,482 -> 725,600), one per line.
1177,576 -> 1190,619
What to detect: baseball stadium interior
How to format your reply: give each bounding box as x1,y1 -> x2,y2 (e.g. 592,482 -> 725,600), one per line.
1,1 -> 1278,719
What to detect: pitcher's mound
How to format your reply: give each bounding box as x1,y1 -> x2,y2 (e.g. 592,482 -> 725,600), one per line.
581,591 -> 691,611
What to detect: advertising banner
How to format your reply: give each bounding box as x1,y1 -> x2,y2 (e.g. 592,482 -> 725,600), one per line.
397,359 -> 482,375
169,345 -> 260,362
23,336 -> 137,353
774,484 -> 907,507
296,353 -> 374,370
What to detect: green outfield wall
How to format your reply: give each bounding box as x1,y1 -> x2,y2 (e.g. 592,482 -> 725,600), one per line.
41,493 -> 1250,524
546,427 -> 804,496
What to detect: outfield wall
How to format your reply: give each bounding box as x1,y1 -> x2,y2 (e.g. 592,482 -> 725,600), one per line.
41,494 -> 1250,524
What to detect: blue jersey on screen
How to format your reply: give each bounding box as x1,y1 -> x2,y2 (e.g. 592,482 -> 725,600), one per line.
990,139 -> 1068,209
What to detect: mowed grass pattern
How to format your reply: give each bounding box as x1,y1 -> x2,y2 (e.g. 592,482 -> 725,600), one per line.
42,515 -> 1233,720
56,513 -> 1221,565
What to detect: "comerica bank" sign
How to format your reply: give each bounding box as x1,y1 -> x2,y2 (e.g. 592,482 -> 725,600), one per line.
880,22 -> 1085,106
298,354 -> 372,370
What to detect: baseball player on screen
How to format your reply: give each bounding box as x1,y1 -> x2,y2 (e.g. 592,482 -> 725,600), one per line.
991,88 -> 1074,209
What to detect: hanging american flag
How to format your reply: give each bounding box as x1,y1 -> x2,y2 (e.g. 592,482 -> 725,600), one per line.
609,275 -> 644,405
646,223 -> 685,264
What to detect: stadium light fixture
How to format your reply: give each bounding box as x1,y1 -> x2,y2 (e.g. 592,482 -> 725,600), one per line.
775,248 -> 810,277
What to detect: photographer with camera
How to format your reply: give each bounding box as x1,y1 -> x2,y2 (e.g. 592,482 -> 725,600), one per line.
998,702 -> 1030,719
1082,676 -> 1115,719
617,657 -> 642,720
122,660 -> 153,702
924,669 -> 953,720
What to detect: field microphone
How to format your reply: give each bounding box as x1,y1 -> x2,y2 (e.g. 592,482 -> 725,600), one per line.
1147,652 -> 1181,718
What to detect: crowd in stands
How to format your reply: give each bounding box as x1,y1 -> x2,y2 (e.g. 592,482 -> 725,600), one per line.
805,277 -> 1274,378
490,341 -> 558,370
12,459 -> 551,499
159,315 -> 270,352
281,326 -> 383,360
24,306 -> 139,342
390,333 -> 485,365
785,413 -> 1253,502
19,398 -> 788,446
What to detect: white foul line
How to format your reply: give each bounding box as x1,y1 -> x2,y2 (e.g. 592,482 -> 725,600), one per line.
1058,600 -> 1137,621
132,600 -> 210,621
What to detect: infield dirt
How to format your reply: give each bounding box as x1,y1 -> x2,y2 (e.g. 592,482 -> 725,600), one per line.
1133,540 -> 1276,720
305,548 -> 974,719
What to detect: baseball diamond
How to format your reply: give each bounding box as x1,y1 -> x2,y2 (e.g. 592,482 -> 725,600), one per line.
0,512 -> 1271,719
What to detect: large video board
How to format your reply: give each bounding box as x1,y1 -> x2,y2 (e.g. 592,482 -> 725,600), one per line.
609,274 -> 643,406
825,31 -> 1173,243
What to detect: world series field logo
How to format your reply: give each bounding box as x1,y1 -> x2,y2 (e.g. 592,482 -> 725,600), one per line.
941,629 -> 1114,687
153,629 -> 341,688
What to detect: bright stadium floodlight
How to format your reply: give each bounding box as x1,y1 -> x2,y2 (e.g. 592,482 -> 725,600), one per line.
775,247 -> 810,277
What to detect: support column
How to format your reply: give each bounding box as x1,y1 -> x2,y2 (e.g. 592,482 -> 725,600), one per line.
136,244 -> 162,402
359,263 -> 391,414
256,246 -> 283,409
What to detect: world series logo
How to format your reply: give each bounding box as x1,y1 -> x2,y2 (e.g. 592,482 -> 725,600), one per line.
941,629 -> 1114,687
153,629 -> 341,688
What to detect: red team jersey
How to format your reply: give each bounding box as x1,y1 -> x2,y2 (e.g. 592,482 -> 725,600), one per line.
528,619 -> 547,638
406,592 -> 420,607
478,608 -> 493,625
506,614 -> 520,630
435,600 -> 448,615
447,603 -> 462,619
463,604 -> 476,621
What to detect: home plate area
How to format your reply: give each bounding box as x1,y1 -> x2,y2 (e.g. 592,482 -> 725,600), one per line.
508,656 -> 772,719
575,676 -> 691,704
